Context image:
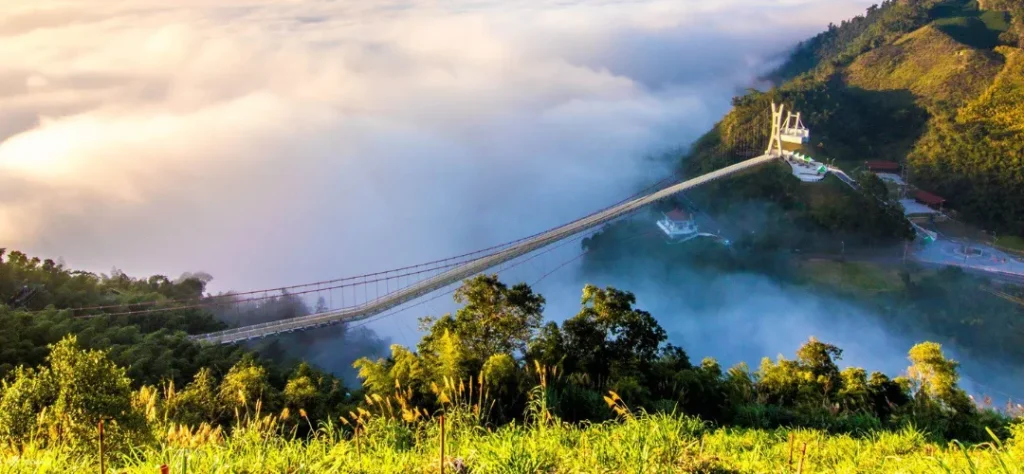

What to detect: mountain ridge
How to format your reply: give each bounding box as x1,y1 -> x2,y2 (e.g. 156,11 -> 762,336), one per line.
688,0 -> 1024,235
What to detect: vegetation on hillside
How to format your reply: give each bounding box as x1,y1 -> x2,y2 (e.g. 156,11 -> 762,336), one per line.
581,219 -> 1024,372
0,249 -> 359,421
706,0 -> 1024,235
1,260 -> 1021,471
910,45 -> 1024,232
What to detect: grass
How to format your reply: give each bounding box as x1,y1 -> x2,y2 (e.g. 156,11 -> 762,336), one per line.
798,260 -> 904,295
2,411 -> 1023,473
844,24 -> 1004,109
934,12 -> 1010,49
994,236 -> 1024,253
930,0 -> 1011,49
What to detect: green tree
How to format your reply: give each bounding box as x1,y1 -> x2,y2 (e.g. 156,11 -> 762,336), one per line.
562,285 -> 667,381
435,274 -> 545,361
795,337 -> 844,401
166,367 -> 219,426
906,341 -> 970,410
218,356 -> 278,418
0,336 -> 147,452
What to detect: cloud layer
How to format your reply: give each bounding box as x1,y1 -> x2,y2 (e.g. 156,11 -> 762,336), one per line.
1,0 -> 876,289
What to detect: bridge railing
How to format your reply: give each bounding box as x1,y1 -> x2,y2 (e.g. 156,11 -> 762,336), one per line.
193,154 -> 779,344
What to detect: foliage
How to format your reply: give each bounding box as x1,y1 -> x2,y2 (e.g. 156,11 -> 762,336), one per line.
0,336 -> 148,454
703,0 -> 1024,235
909,46 -> 1024,234
0,257 -> 1019,469
772,0 -> 947,80
0,249 -> 355,439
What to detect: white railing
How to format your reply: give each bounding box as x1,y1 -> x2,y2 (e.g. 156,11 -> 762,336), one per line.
192,154 -> 780,344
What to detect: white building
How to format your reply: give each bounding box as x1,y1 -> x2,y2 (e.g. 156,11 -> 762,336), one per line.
657,209 -> 698,239
766,103 -> 828,182
781,112 -> 811,145
786,152 -> 828,182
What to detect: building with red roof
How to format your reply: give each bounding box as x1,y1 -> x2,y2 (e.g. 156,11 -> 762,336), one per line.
665,209 -> 690,222
913,190 -> 945,210
657,208 -> 698,239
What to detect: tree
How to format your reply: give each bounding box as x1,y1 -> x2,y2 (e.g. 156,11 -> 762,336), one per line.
416,275 -> 544,374
906,342 -> 970,410
314,296 -> 329,314
284,362 -> 322,412
0,336 -> 147,452
451,274 -> 545,359
217,356 -> 278,417
166,367 -> 219,426
795,337 -> 844,400
562,285 -> 667,383
526,322 -> 565,369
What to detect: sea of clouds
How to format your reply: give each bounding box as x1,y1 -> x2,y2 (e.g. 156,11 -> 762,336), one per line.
1,0 -> 875,287
7,0 -> 966,382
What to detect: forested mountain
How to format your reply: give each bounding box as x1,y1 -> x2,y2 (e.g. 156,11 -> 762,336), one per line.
691,0 -> 1024,235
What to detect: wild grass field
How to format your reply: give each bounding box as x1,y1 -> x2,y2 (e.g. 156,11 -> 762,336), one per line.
3,401 -> 1023,474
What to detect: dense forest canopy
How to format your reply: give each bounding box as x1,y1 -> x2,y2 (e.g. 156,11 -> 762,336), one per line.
0,248 -> 1018,456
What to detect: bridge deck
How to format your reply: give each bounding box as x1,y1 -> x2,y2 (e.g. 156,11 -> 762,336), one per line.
192,154 -> 778,344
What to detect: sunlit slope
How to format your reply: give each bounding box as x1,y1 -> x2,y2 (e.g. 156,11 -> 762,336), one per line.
845,25 -> 1004,107
684,0 -> 1024,234
910,45 -> 1024,228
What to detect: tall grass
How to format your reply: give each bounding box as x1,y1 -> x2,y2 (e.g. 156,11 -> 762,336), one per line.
2,387 -> 1023,473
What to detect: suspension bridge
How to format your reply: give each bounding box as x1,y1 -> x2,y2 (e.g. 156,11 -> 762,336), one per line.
193,101 -> 825,344
54,102 -> 832,344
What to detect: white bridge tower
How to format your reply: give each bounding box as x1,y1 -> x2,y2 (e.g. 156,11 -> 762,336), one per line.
766,101 -> 826,182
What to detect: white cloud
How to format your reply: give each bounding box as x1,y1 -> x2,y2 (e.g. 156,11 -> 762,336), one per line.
0,0 -> 876,294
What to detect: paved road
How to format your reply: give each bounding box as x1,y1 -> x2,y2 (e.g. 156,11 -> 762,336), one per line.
799,247 -> 1024,287
913,238 -> 1024,284
827,166 -> 860,190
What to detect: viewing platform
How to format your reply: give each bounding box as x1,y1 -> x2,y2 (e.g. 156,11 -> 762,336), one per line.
784,152 -> 828,182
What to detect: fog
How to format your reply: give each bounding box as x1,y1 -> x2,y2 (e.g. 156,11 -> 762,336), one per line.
1,0 -> 875,287
10,0 -> 984,386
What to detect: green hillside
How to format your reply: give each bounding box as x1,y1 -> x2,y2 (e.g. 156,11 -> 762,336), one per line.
689,0 -> 1024,235
1,251 -> 1021,472
845,24 -> 1003,107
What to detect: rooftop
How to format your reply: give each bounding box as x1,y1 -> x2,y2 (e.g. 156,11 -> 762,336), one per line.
875,172 -> 906,185
665,209 -> 690,221
914,190 -> 946,206
899,199 -> 940,216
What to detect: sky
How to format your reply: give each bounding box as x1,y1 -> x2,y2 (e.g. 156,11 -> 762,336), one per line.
0,0 -> 903,368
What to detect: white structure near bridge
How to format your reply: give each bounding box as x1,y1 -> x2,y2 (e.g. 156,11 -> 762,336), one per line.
787,153 -> 828,182
766,102 -> 828,182
657,209 -> 698,239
